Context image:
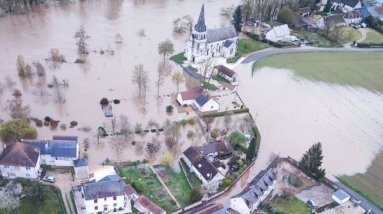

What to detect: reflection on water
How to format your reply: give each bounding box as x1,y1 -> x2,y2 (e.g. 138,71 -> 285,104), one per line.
236,64 -> 383,177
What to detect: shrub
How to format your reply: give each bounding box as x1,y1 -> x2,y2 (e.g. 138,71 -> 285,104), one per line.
150,129 -> 156,132
0,119 -> 37,142
228,131 -> 247,147
74,58 -> 85,64
70,121 -> 78,128
222,178 -> 233,188
180,119 -> 187,126
210,128 -> 220,139
44,116 -> 51,122
113,99 -> 120,104
246,138 -> 257,162
166,105 -> 174,113
189,188 -> 202,203
100,98 -> 109,106
187,117 -> 196,126
288,174 -> 303,187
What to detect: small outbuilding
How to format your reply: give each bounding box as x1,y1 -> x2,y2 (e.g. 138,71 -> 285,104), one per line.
74,159 -> 89,180
332,189 -> 351,204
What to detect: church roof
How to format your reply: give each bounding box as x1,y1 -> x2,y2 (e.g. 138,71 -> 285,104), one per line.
195,4 -> 206,32
207,26 -> 237,43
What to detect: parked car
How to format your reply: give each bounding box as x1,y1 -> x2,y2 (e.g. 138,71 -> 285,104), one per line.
307,199 -> 316,208
42,176 -> 56,183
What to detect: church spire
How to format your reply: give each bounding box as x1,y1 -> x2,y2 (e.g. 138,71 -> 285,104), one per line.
194,4 -> 206,32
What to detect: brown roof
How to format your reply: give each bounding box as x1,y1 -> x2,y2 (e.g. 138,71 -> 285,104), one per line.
183,147 -> 219,181
197,141 -> 232,156
124,184 -> 137,196
216,65 -> 236,78
344,10 -> 361,19
0,142 -> 40,167
136,195 -> 165,214
180,91 -> 201,100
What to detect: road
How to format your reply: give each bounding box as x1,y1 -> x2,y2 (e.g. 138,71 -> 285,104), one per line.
336,181 -> 383,214
241,47 -> 383,64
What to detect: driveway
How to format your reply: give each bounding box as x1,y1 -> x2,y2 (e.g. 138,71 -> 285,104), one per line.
242,47 -> 383,64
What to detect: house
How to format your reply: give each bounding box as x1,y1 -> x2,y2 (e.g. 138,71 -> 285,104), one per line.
182,147 -> 225,185
134,195 -> 166,214
324,14 -> 347,30
332,189 -> 351,204
176,91 -> 219,113
368,6 -> 383,21
185,4 -> 239,63
334,0 -> 362,12
0,142 -> 41,179
215,65 -> 239,86
81,175 -> 136,214
344,10 -> 363,25
230,167 -> 276,214
74,159 -> 89,180
22,135 -> 79,167
265,24 -> 298,42
197,141 -> 232,160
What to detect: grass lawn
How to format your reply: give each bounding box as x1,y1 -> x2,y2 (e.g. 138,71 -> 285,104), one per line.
201,81 -> 218,91
179,159 -> 202,188
118,165 -> 178,212
0,180 -> 64,214
335,27 -> 362,44
293,30 -> 342,47
274,197 -> 311,214
227,38 -> 270,63
253,52 -> 383,93
364,30 -> 383,43
154,165 -> 193,207
339,151 -> 383,211
212,74 -> 230,84
170,52 -> 187,64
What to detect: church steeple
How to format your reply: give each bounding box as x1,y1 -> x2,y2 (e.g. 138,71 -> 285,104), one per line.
194,4 -> 206,32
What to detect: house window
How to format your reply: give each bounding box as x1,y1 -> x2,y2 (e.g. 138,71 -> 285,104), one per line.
104,197 -> 107,201
230,48 -> 233,54
114,203 -> 117,207
26,173 -> 30,177
113,196 -> 117,200
4,165 -> 9,168
94,199 -> 98,203
26,167 -> 30,170
7,173 -> 15,177
94,206 -> 98,210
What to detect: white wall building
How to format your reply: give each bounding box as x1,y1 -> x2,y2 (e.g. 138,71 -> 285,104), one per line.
344,11 -> 363,25
176,91 -> 219,113
184,4 -> 238,63
230,168 -> 276,214
265,24 -> 297,42
0,142 -> 41,180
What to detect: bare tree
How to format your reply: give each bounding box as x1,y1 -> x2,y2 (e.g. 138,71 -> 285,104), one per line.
34,61 -> 46,77
5,76 -> 16,90
156,63 -> 165,98
16,55 -> 26,77
9,90 -> 30,119
165,122 -> 181,153
171,71 -> 185,94
131,64 -> 149,99
49,49 -> 66,68
187,130 -> 196,144
115,33 -> 123,43
160,151 -> 174,166
145,138 -> 161,160
32,82 -> 50,102
51,76 -> 66,104
74,25 -> 90,60
173,15 -> 193,34
199,58 -> 216,83
109,135 -> 130,162
111,117 -> 117,135
158,39 -> 175,63
220,5 -> 235,21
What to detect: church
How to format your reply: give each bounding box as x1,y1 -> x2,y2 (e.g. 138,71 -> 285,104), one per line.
184,4 -> 239,63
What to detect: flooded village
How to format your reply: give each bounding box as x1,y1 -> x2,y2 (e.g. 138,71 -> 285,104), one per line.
0,0 -> 383,213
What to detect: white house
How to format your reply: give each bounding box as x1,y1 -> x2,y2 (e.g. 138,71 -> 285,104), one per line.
185,4 -> 238,63
0,142 -> 41,180
134,195 -> 166,214
230,167 -> 276,214
265,24 -> 297,43
176,91 -> 219,113
22,135 -> 79,167
82,175 -> 137,214
332,189 -> 351,204
343,10 -> 363,25
182,147 -> 225,185
215,65 -> 239,86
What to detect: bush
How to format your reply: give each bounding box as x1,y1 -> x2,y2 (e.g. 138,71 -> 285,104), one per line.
70,121 -> 78,128
166,105 -> 174,113
113,99 -> 120,104
150,129 -> 156,132
187,117 -> 196,126
189,188 -> 202,203
44,116 -> 51,122
180,119 -> 187,126
100,98 -> 109,106
222,178 -> 233,188
74,58 -> 85,64
210,128 -> 220,139
228,131 -> 247,147
0,119 -> 37,142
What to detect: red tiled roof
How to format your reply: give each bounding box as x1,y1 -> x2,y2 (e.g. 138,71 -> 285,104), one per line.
124,184 -> 137,196
136,195 -> 165,214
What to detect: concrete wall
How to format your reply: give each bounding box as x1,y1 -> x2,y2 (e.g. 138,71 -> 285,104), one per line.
84,195 -> 125,214
0,156 -> 40,180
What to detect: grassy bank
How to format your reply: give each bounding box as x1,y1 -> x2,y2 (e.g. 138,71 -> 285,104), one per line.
170,52 -> 187,64
293,30 -> 341,47
227,38 -> 270,63
364,30 -> 383,43
274,197 -> 311,214
253,52 -> 383,93
339,151 -> 383,211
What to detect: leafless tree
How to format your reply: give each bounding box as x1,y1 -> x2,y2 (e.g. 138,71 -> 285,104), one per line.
109,135 -> 130,162
34,61 -> 46,77
165,122 -> 181,153
156,63 -> 165,98
49,49 -> 66,68
173,15 -> 193,34
32,82 -> 50,102
5,76 -> 15,91
171,71 -> 185,94
16,55 -> 26,77
220,5 -> 235,21
111,117 -> 117,135
74,25 -> 90,59
115,33 -> 123,43
51,76 -> 66,104
9,90 -> 30,119
131,64 -> 149,99
199,58 -> 216,83
145,138 -> 161,160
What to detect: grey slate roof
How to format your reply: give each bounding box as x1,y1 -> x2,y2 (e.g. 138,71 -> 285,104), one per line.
232,167 -> 276,208
195,4 -> 206,32
0,142 -> 40,167
207,26 -> 237,43
223,40 -> 233,48
74,159 -> 88,167
341,0 -> 360,7
83,178 -> 126,200
22,137 -> 78,158
183,147 -> 219,181
333,189 -> 350,201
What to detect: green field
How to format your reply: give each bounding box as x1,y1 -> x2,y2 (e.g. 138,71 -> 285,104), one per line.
227,38 -> 270,63
274,197 -> 311,214
118,165 -> 178,212
339,151 -> 383,211
364,30 -> 383,43
253,52 -> 383,93
170,52 -> 187,64
293,30 -> 341,47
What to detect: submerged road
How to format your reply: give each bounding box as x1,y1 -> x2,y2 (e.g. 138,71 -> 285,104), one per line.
242,47 -> 383,64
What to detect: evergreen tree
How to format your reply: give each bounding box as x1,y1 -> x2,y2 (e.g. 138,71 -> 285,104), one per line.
246,137 -> 256,162
299,142 -> 326,180
232,6 -> 243,32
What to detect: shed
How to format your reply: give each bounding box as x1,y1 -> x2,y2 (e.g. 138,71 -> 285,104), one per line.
332,189 -> 350,204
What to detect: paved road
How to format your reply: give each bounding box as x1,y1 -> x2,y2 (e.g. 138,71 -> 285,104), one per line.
242,47 -> 383,64
336,181 -> 383,214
